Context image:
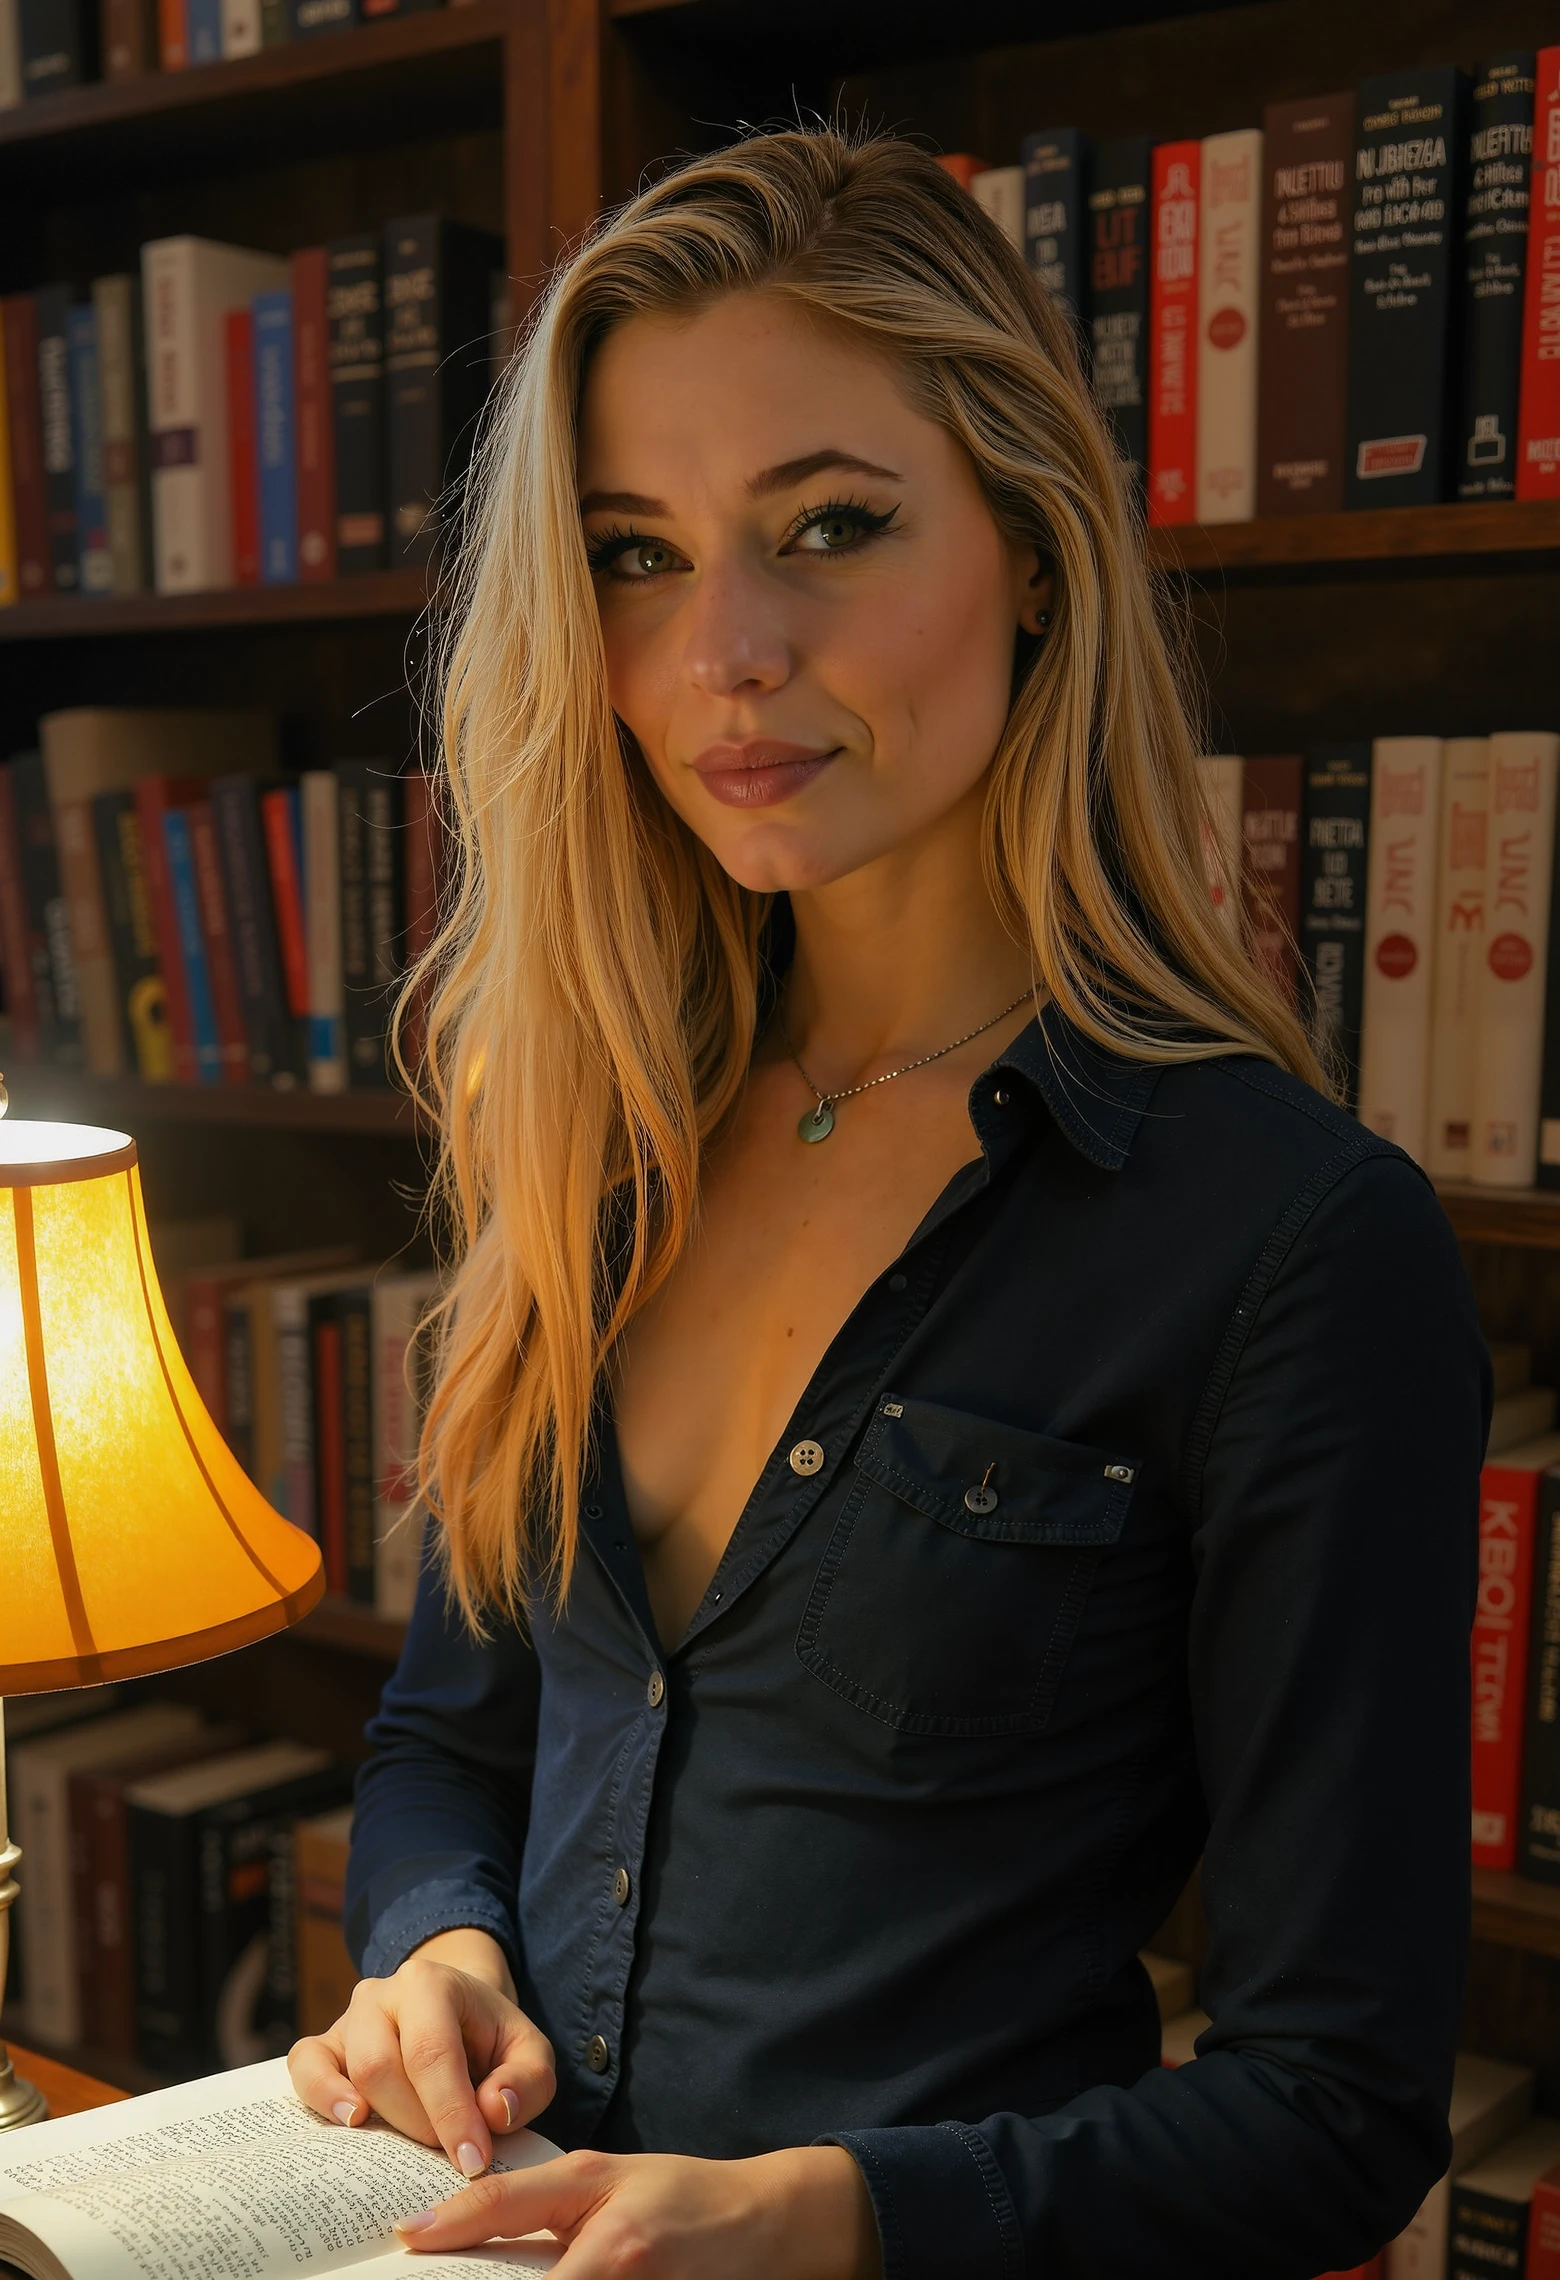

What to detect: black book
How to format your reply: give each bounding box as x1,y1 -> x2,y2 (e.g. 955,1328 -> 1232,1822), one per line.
1085,138 -> 1151,481
1299,743 -> 1372,1110
340,1286 -> 374,1603
288,0 -> 355,32
1455,54 -> 1536,501
19,0 -> 98,93
210,773 -> 306,1087
336,761 -> 404,1088
1345,65 -> 1469,507
1518,1466 -> 1560,1883
34,283 -> 78,592
90,788 -> 172,1081
1022,128 -> 1090,324
383,213 -> 504,567
327,233 -> 386,574
9,749 -> 84,1065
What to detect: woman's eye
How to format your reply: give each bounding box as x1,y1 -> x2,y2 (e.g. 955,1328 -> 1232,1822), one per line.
585,531 -> 685,581
785,502 -> 897,556
623,541 -> 676,577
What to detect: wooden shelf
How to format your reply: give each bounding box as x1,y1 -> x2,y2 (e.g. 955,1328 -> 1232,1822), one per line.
0,570 -> 429,643
1472,1869 -> 1560,1961
607,0 -> 1261,73
1147,500 -> 1560,582
0,1061 -> 421,1136
1436,1183 -> 1560,1250
298,1592 -> 409,1657
0,3 -> 507,193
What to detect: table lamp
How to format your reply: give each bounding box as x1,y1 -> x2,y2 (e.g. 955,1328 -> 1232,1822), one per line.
0,1094 -> 325,2129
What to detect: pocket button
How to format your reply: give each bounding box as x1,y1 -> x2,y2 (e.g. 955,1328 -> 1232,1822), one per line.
964,1484 -> 1000,1515
789,1439 -> 825,1476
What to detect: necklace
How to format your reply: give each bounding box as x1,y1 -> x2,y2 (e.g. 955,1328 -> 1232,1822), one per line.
777,989 -> 1033,1144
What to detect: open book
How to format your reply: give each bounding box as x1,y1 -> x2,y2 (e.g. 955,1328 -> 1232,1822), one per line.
0,2057 -> 563,2280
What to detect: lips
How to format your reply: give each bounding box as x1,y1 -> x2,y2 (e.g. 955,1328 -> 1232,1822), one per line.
689,740 -> 839,809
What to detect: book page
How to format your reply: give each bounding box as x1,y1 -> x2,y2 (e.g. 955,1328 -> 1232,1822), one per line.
0,2059 -> 561,2280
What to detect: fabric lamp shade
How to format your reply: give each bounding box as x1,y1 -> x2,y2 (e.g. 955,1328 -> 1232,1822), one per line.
0,1118 -> 324,1694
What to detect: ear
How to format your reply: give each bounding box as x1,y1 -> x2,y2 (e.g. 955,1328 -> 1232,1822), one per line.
1015,550 -> 1056,639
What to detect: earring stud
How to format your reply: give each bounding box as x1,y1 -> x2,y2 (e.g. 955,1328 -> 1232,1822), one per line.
1036,610 -> 1052,631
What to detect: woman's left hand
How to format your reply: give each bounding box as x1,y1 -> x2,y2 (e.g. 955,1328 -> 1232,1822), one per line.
394,2143 -> 882,2280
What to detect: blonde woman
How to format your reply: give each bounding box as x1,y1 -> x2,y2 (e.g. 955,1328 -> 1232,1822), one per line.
289,130 -> 1486,2280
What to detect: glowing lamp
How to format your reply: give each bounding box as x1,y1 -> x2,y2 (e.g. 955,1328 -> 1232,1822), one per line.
0,1108 -> 324,2129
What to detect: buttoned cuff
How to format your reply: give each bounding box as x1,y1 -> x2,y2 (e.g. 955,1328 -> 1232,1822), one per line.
821,2122 -> 1025,2280
357,1875 -> 521,1985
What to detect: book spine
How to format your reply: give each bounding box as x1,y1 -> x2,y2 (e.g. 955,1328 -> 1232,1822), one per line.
1473,733 -> 1560,1188
2,295 -> 50,597
103,0 -> 155,73
337,761 -> 369,1076
211,774 -> 304,1085
1197,754 -> 1244,932
93,275 -> 149,596
0,0 -> 19,100
11,750 -> 82,1063
185,0 -> 218,61
1456,54 -> 1536,499
162,806 -> 223,1085
1532,2175 -> 1560,2280
384,211 -> 444,566
1147,140 -> 1199,527
302,767 -> 346,1091
291,247 -> 336,580
1346,67 -> 1468,505
259,0 -> 285,41
224,1290 -> 255,1475
1428,740 -> 1492,1180
1087,139 -> 1151,481
0,305 -> 18,607
226,307 -> 259,586
261,782 -> 311,1019
130,1804 -> 203,2072
189,799 -> 251,1084
313,1305 -> 347,1590
340,1287 -> 374,1602
1517,48 -> 1560,501
1022,129 -> 1089,324
970,166 -> 1024,253
1449,2180 -> 1533,2280
135,774 -> 198,1083
1473,1456 -> 1543,1870
267,1822 -> 299,2042
398,767 -> 441,1070
290,0 -> 354,33
276,1288 -> 318,1531
52,787 -> 128,1077
156,0 -> 183,67
19,0 -> 95,90
184,1271 -> 228,1428
143,237 -> 208,595
220,0 -> 258,53
372,1275 -> 433,1619
1358,737 -> 1443,1164
35,283 -> 78,592
1300,744 -> 1372,1111
1518,1468 -> 1560,1883
253,287 -> 297,582
0,762 -> 41,1056
339,766 -> 402,1085
1195,128 -> 1263,523
1256,92 -> 1353,515
251,1287 -> 285,1508
1240,754 -> 1303,1002
327,233 -> 385,571
67,300 -> 111,594
66,1769 -> 102,2061
12,1752 -> 80,2044
81,1772 -> 138,2058
91,787 -> 171,1080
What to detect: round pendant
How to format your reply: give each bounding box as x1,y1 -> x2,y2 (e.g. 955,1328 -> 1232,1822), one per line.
798,1100 -> 836,1143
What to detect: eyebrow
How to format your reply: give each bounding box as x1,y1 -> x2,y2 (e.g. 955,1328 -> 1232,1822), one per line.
577,451 -> 904,520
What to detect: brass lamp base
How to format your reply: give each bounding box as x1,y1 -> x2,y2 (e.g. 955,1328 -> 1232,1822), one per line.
0,1835 -> 47,2129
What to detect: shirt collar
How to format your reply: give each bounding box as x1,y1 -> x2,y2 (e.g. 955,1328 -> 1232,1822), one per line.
990,1001 -> 1161,1171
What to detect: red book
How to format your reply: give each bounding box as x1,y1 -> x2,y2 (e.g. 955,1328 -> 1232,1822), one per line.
936,154 -> 991,191
1148,139 -> 1200,527
157,0 -> 186,68
226,309 -> 260,589
1473,1436 -> 1560,1869
1314,2264 -> 1381,2279
314,1313 -> 347,1593
189,798 -> 250,1085
2,294 -> 50,599
1240,754 -> 1303,1003
291,248 -> 337,584
261,786 -> 310,1019
1532,2164 -> 1560,2280
1518,47 -> 1560,500
0,761 -> 41,1056
134,772 -> 207,1085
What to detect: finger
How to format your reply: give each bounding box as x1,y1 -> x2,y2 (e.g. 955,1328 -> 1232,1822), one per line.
341,2005 -> 445,2150
477,2018 -> 557,2134
393,1990 -> 496,2178
396,2150 -> 615,2252
287,2030 -> 367,2128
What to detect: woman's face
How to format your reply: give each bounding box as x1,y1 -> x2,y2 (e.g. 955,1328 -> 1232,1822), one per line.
577,291 -> 1050,893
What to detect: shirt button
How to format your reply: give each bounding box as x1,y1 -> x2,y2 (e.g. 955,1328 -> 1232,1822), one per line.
613,1866 -> 631,1907
888,1273 -> 908,1293
993,1088 -> 1010,1107
789,1439 -> 824,1476
964,1484 -> 1000,1515
647,1670 -> 665,1708
585,2034 -> 611,2074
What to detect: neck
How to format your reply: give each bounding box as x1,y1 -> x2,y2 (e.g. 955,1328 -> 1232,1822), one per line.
780,785 -> 1033,1085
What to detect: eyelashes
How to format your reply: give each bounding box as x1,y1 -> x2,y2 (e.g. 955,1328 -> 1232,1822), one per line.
583,496 -> 901,581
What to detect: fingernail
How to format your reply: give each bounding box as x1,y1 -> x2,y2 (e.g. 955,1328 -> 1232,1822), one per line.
395,2211 -> 437,2238
457,2142 -> 486,2178
333,2101 -> 359,2126
498,2089 -> 520,2130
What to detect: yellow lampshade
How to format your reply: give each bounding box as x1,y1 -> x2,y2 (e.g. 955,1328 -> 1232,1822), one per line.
0,1118 -> 324,1694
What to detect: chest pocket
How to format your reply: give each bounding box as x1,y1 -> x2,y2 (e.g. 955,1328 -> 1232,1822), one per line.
795,1395 -> 1138,1736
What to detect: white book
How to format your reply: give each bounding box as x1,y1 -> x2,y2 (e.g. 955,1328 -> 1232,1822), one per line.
1194,128 -> 1262,524
140,237 -> 287,593
0,2055 -> 564,2280
302,769 -> 346,1092
91,275 -> 147,598
221,0 -> 260,51
1197,754 -> 1244,933
1426,739 -> 1491,1180
373,1269 -> 440,1620
1471,732 -> 1560,1189
9,1701 -> 205,2048
1359,736 -> 1443,1163
0,0 -> 20,108
971,165 -> 1025,252
1384,2050 -> 1534,2280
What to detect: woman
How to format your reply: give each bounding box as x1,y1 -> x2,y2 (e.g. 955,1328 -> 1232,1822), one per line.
288,129 -> 1486,2279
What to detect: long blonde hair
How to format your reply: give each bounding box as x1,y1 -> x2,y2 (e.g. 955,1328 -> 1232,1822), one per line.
404,125 -> 1322,1625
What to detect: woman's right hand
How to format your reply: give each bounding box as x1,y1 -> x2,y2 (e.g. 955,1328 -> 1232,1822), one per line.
288,1926 -> 557,2179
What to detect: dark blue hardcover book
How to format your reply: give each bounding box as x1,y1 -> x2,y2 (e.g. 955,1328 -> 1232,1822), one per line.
185,0 -> 220,58
1456,54 -> 1536,500
1022,128 -> 1090,325
18,0 -> 98,92
253,289 -> 298,584
210,774 -> 305,1086
161,807 -> 222,1085
1086,137 -> 1151,481
34,283 -> 78,593
1299,743 -> 1373,1109
67,302 -> 112,596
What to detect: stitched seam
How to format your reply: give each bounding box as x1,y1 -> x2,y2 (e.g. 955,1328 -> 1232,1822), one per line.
938,2121 -> 1026,2280
1024,1546 -> 1101,1719
833,2138 -> 904,2280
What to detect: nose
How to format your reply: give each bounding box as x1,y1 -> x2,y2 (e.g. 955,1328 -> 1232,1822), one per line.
682,562 -> 792,700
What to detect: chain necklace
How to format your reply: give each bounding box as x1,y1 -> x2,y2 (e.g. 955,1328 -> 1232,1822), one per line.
776,989 -> 1033,1144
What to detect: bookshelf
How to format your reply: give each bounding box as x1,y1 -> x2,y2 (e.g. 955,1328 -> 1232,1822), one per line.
5,0 -> 1560,2116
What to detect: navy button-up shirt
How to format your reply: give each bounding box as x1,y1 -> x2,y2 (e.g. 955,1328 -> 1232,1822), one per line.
347,1009 -> 1487,2279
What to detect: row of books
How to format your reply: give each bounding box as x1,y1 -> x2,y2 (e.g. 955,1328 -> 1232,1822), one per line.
951,48 -> 1560,521
0,219 -> 506,604
1200,733 -> 1560,1190
0,0 -> 464,102
0,709 -> 447,1089
1473,1348 -> 1560,1887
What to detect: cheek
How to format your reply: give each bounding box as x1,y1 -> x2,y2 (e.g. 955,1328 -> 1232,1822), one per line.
827,560 -> 1015,770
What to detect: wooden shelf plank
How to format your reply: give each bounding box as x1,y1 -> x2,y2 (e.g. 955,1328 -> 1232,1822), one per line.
1472,1869 -> 1560,1960
0,570 -> 428,643
298,1593 -> 409,1658
1436,1182 -> 1560,1250
0,1059 -> 421,1136
1147,500 -> 1560,579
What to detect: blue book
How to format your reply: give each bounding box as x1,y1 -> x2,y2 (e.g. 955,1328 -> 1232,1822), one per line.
66,305 -> 112,596
186,0 -> 222,60
161,809 -> 222,1086
252,289 -> 298,584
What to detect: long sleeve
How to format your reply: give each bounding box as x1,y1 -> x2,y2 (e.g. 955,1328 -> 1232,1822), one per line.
346,1544 -> 542,1983
827,1152 -> 1489,2279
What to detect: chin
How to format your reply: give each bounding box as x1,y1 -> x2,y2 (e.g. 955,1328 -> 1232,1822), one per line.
707,818 -> 880,895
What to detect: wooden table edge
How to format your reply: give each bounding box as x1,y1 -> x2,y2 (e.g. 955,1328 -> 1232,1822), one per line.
5,2043 -> 128,2119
